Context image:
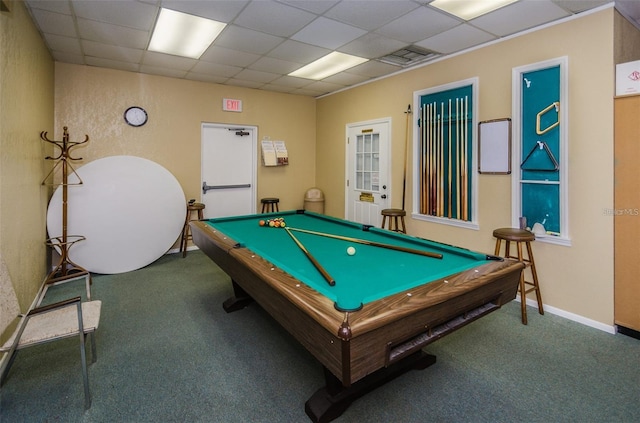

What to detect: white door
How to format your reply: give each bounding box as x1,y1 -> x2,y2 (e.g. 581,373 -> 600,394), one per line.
345,119 -> 391,226
201,123 -> 257,218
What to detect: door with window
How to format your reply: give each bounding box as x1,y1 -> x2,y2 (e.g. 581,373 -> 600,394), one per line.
201,123 -> 257,218
346,119 -> 391,226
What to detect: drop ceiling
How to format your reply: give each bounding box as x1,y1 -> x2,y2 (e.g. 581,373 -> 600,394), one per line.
21,0 -> 640,97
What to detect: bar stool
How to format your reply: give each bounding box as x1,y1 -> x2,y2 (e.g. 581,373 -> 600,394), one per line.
381,209 -> 407,233
493,228 -> 544,324
261,197 -> 279,213
180,202 -> 205,258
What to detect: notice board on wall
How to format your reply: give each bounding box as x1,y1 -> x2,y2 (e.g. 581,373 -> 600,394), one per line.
478,118 -> 511,174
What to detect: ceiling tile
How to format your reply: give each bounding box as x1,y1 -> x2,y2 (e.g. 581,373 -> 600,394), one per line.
347,60 -> 401,78
268,75 -> 314,88
51,51 -> 84,65
324,1 -> 420,30
22,0 -> 622,97
300,80 -> 344,94
248,57 -> 302,74
266,40 -> 330,63
416,24 -> 497,54
553,0 -> 610,13
30,9 -> 77,37
82,40 -> 144,63
278,1 -> 339,15
77,18 -> 149,49
44,34 -> 82,55
376,6 -> 461,43
291,17 -> 367,49
292,86 -> 328,96
224,78 -> 266,89
215,25 -> 285,55
188,61 -> 242,78
259,83 -> 297,93
71,0 -> 158,30
234,68 -> 281,84
322,71 -> 371,86
24,0 -> 71,14
199,45 -> 261,67
339,33 -> 408,59
471,0 -> 571,37
142,51 -> 197,71
161,0 -> 249,22
234,1 -> 317,37
85,56 -> 140,73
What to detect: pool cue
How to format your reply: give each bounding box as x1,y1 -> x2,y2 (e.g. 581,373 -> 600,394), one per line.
431,103 -> 436,215
428,103 -> 434,214
423,104 -> 429,214
402,104 -> 411,211
462,96 -> 468,221
439,102 -> 444,217
448,99 -> 452,218
456,98 -> 460,219
421,105 -> 427,214
432,107 -> 440,216
424,104 -> 429,214
288,227 -> 443,259
284,227 -> 335,286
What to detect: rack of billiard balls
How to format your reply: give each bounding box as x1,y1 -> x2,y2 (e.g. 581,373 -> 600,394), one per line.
259,217 -> 286,228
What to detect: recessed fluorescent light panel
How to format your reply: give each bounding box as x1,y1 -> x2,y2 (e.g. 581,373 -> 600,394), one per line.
430,0 -> 518,20
289,52 -> 368,80
149,8 -> 226,59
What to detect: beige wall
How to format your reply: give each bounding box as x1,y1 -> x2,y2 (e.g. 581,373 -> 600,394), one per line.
0,1 -> 54,309
54,63 -> 316,229
317,9 -> 616,326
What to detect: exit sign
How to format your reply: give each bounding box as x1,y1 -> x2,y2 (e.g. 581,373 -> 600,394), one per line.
223,98 -> 243,112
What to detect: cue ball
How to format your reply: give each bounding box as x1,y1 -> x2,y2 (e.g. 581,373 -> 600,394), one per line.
347,246 -> 356,256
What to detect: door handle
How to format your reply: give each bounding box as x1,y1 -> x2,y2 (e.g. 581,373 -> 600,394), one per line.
381,194 -> 387,199
202,181 -> 251,194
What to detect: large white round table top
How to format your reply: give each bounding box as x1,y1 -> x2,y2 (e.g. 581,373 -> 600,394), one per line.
47,156 -> 186,274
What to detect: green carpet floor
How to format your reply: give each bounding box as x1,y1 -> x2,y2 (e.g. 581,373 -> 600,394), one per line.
1,250 -> 638,422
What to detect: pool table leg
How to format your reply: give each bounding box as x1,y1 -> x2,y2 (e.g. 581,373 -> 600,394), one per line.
305,351 -> 436,423
222,280 -> 255,312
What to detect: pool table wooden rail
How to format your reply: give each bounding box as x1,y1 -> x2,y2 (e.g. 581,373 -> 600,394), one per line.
191,220 -> 524,388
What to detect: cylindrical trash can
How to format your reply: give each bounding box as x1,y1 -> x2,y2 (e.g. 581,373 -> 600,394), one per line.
304,188 -> 324,214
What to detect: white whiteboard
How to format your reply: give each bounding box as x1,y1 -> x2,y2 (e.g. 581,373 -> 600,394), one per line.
478,118 -> 511,174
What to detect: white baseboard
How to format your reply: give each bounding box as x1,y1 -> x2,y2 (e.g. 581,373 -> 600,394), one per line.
517,295 -> 616,334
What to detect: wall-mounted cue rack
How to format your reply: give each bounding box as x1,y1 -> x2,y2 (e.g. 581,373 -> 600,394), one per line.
419,94 -> 472,221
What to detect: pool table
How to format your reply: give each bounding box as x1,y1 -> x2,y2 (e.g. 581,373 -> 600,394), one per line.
191,210 -> 524,422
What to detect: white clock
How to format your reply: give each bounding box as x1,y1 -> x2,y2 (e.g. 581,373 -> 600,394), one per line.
124,106 -> 148,127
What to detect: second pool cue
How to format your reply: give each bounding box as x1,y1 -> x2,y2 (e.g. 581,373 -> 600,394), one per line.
288,227 -> 443,259
284,227 -> 335,286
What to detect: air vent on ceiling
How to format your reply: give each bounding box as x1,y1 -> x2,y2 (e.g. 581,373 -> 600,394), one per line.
378,45 -> 440,67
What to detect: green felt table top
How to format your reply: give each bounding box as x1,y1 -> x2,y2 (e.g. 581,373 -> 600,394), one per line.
204,211 -> 489,311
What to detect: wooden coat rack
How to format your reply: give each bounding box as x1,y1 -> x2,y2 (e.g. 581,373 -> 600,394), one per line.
41,126 -> 90,285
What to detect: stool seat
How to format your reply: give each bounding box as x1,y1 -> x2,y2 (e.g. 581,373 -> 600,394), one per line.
381,209 -> 407,233
261,197 -> 280,213
180,202 -> 205,258
492,228 -> 535,242
493,227 -> 543,324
